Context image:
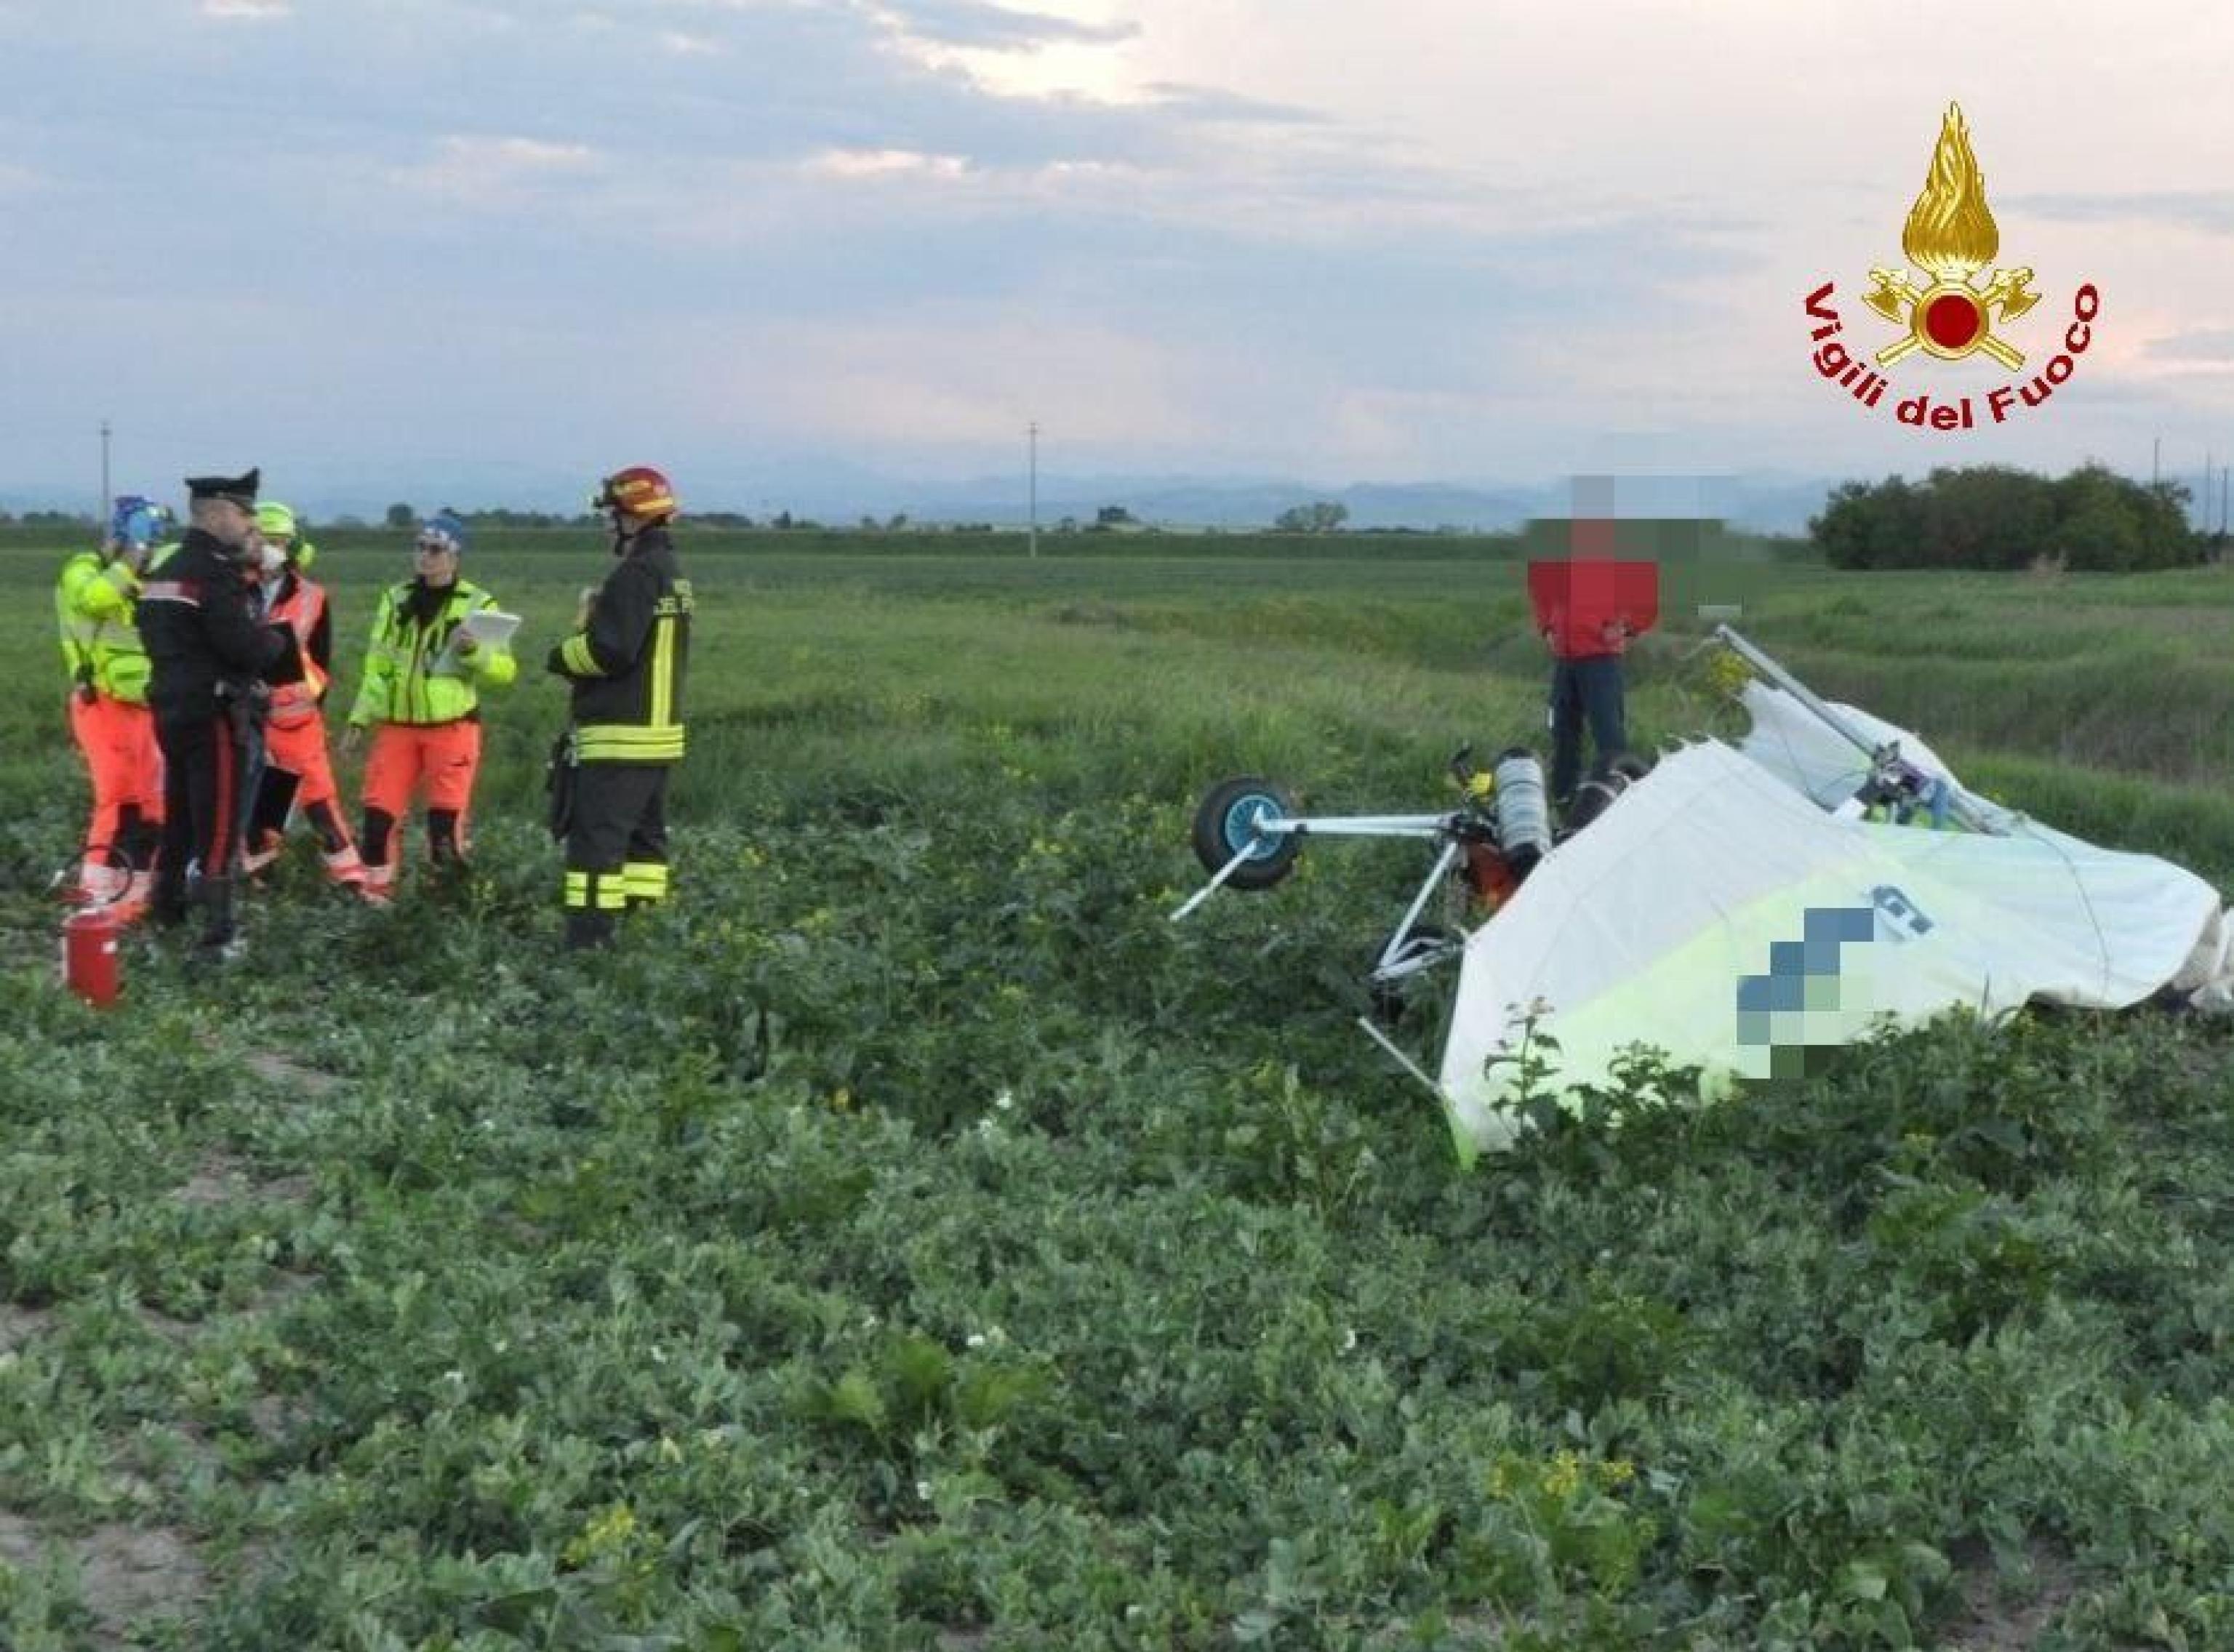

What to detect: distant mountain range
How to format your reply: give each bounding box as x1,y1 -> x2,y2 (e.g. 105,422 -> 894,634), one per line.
0,468 -> 1843,535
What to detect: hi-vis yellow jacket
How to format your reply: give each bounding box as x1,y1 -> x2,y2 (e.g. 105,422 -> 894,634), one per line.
348,577 -> 516,727
55,549 -> 153,704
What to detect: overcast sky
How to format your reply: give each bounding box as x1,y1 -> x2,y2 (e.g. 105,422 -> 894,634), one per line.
4,0 -> 2231,513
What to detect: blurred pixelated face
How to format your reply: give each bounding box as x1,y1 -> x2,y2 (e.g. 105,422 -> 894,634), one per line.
200,498 -> 256,549
415,537 -> 460,588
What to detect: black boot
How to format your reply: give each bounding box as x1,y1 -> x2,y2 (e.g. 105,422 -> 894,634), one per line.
197,875 -> 241,957
150,864 -> 189,929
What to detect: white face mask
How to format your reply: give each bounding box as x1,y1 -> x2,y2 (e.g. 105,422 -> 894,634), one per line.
259,544 -> 285,578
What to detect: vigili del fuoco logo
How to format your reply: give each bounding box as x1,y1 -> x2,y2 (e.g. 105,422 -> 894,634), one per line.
1803,103 -> 2099,431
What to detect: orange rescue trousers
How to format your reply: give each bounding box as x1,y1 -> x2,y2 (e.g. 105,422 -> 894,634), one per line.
246,714 -> 364,887
358,720 -> 482,900
66,692 -> 163,902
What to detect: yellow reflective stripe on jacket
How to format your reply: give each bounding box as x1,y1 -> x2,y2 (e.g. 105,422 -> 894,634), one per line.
649,609 -> 675,729
560,633 -> 603,677
576,723 -> 686,761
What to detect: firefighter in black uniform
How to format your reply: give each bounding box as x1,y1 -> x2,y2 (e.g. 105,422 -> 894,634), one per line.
136,469 -> 303,953
547,465 -> 692,950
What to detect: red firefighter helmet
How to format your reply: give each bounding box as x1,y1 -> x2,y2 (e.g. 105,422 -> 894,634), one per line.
593,465 -> 678,522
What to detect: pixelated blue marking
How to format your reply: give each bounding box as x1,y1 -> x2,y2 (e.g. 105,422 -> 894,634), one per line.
1734,891 -> 1928,1049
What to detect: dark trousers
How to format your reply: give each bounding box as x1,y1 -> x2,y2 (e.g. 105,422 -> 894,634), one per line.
153,713 -> 254,942
1548,654 -> 1628,808
563,762 -> 671,949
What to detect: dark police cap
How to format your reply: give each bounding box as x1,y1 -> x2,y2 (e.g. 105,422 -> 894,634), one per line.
183,468 -> 260,508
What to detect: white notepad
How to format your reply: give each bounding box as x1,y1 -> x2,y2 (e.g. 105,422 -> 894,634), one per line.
434,609 -> 521,673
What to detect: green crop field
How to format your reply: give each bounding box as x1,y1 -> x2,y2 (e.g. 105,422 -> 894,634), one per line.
4,526 -> 2234,1648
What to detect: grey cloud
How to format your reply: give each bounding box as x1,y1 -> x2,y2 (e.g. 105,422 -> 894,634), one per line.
0,0 -> 1326,228
0,0 -> 1939,497
1138,82 -> 1325,125
2004,191 -> 2234,236
2143,329 -> 2234,363
876,0 -> 1140,49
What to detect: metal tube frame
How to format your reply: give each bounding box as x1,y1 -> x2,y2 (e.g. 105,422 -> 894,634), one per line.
1369,841 -> 1465,982
1239,811 -> 1451,840
1169,806 -> 1472,923
1713,623 -> 2003,836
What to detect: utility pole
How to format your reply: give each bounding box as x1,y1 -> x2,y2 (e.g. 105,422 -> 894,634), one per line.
1028,420 -> 1038,560
2152,434 -> 2160,489
2221,463 -> 2229,537
99,417 -> 111,523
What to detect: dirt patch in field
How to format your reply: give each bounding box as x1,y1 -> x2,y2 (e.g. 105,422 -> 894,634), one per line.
0,1303 -> 54,1352
247,1392 -> 310,1444
136,1308 -> 199,1346
1364,1608 -> 1505,1648
255,1270 -> 319,1314
172,1152 -> 314,1209
0,1508 -> 37,1567
1943,1533 -> 2081,1649
257,1172 -> 314,1204
81,1523 -> 207,1645
172,1155 -> 249,1206
115,1423 -> 222,1494
0,1509 -> 207,1646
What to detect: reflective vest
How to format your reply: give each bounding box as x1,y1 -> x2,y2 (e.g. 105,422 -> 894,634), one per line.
348,577 -> 517,728
265,576 -> 330,729
55,550 -> 153,705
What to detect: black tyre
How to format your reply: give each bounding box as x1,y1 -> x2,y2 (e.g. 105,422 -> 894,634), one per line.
1601,751 -> 1652,782
1562,750 -> 1654,836
1190,776 -> 1301,889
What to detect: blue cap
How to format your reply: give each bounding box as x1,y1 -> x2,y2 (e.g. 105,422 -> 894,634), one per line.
415,510 -> 469,555
108,494 -> 172,550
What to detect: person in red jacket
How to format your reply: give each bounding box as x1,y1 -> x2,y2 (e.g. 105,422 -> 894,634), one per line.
1537,591 -> 1636,813
241,502 -> 367,891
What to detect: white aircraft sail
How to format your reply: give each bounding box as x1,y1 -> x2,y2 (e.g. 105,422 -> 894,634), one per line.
1437,686 -> 2234,1154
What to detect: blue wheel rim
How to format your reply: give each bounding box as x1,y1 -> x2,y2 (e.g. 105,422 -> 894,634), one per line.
1221,793 -> 1284,861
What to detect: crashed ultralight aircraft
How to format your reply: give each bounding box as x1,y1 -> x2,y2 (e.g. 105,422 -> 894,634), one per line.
1177,628 -> 2234,1155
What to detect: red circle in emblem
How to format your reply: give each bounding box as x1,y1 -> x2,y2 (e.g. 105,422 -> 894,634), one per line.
1923,292 -> 1983,350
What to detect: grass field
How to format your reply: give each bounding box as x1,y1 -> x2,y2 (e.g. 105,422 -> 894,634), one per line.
5,526 -> 2234,1648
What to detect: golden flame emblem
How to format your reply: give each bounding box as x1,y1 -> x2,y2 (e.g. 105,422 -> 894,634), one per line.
1862,104 -> 2040,370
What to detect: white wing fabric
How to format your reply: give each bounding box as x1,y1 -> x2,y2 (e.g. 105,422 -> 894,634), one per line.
1438,691 -> 2234,1153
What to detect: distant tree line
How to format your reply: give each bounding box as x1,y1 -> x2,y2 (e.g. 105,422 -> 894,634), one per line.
1273,501 -> 1350,534
1811,464 -> 2204,571
380,503 -> 833,532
